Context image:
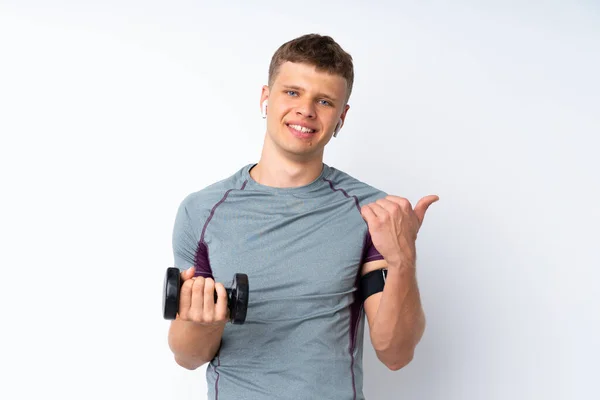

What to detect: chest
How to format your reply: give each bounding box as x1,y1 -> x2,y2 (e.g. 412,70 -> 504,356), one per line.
203,195 -> 368,300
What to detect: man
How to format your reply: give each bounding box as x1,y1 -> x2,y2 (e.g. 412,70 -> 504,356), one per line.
168,33 -> 439,399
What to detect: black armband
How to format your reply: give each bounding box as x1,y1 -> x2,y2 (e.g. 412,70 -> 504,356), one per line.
360,268 -> 388,301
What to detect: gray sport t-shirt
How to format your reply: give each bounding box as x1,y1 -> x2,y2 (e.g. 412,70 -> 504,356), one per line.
172,162 -> 388,400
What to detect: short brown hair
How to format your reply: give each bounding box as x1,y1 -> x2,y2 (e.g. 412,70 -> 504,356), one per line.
268,34 -> 354,103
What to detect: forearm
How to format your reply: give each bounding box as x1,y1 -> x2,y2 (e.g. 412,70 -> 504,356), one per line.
370,263 -> 426,368
168,318 -> 225,370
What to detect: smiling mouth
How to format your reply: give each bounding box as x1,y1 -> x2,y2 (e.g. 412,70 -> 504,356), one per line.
286,123 -> 316,134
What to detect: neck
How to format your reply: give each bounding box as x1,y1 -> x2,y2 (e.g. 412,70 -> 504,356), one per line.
250,136 -> 325,188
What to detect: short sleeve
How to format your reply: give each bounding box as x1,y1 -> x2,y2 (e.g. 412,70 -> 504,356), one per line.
361,232 -> 384,264
171,194 -> 214,278
172,197 -> 202,273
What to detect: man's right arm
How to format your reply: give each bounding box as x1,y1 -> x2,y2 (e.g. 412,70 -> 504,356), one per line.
167,267 -> 230,370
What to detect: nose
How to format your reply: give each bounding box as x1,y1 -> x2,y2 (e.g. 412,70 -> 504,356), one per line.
295,100 -> 316,119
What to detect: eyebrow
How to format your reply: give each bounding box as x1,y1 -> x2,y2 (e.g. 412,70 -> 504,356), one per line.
281,85 -> 338,102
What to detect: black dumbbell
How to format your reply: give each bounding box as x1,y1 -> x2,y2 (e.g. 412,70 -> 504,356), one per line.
162,267 -> 249,324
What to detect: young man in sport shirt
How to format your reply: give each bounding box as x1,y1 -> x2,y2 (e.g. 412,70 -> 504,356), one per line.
167,33 -> 439,399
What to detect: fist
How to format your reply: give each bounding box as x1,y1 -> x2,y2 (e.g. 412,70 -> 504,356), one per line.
360,194 -> 439,267
177,267 -> 229,326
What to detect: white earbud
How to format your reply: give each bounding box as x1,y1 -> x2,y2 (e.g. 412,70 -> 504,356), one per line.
261,100 -> 268,119
333,118 -> 343,137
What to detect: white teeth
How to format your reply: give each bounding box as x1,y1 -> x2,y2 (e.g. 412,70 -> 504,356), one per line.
289,124 -> 315,133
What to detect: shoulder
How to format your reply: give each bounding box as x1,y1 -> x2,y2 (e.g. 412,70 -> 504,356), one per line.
323,164 -> 388,207
177,164 -> 250,219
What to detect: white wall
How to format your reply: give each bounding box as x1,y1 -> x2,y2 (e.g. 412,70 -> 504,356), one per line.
1,1 -> 598,399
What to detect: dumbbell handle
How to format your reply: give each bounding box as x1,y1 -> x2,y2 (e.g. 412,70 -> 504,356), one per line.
163,268 -> 248,324
180,279 -> 233,304
214,288 -> 233,303
179,274 -> 233,303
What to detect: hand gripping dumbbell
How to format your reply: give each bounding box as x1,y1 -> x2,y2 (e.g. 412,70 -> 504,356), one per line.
162,267 -> 249,324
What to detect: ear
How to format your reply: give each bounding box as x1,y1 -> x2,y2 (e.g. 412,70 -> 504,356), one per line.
341,103 -> 350,123
260,85 -> 269,114
333,118 -> 343,137
334,104 -> 350,137
261,101 -> 267,118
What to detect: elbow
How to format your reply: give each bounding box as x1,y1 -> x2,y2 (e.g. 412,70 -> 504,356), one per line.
375,343 -> 415,371
174,354 -> 207,371
384,350 -> 414,371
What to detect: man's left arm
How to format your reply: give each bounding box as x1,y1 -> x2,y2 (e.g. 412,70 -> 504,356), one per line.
359,194 -> 439,371
361,259 -> 424,371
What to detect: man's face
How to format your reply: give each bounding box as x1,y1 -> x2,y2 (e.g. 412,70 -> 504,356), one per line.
261,61 -> 350,160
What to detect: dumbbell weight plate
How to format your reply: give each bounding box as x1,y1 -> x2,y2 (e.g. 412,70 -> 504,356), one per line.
230,273 -> 249,324
163,267 -> 181,320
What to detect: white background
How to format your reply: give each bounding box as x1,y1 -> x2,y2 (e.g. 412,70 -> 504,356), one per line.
1,1 -> 598,399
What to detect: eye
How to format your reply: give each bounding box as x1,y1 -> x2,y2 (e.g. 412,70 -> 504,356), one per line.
286,90 -> 298,96
319,99 -> 332,106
